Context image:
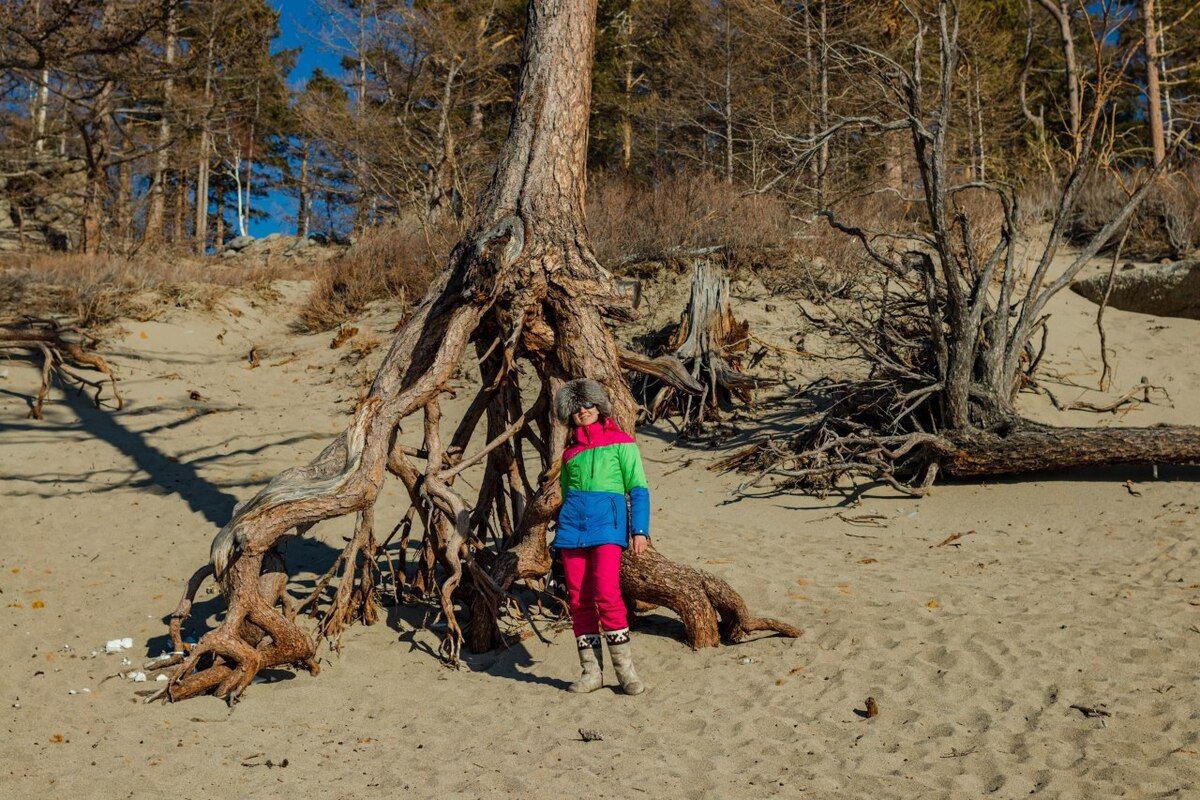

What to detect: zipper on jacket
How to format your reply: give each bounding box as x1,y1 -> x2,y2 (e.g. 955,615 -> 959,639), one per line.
610,497 -> 618,529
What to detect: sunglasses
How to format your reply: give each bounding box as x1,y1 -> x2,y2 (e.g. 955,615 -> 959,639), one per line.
577,402 -> 597,410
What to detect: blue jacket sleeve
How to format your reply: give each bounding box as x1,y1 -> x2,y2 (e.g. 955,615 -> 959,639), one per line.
617,442 -> 651,537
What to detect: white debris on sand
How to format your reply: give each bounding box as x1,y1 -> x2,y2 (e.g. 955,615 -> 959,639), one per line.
127,671 -> 147,682
104,637 -> 134,653
155,674 -> 168,682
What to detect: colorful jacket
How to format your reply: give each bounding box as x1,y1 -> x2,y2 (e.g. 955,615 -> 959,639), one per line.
554,417 -> 650,549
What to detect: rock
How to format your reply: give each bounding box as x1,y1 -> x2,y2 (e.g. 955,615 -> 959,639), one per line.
0,153 -> 85,251
226,235 -> 255,251
262,232 -> 282,242
1071,259 -> 1200,320
104,637 -> 133,653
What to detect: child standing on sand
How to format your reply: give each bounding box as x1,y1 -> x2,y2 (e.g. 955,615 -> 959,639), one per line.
553,378 -> 649,695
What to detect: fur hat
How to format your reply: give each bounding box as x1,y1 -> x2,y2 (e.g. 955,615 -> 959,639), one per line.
555,378 -> 612,422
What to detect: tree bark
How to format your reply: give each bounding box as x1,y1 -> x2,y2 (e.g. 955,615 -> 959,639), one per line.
1141,0 -> 1166,165
172,167 -> 187,243
721,3 -> 734,185
817,0 -> 829,204
144,4 -> 175,246
619,1 -> 635,172
194,28 -> 215,255
941,423 -> 1200,477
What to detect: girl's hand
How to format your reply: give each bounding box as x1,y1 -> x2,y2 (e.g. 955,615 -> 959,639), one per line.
630,535 -> 649,556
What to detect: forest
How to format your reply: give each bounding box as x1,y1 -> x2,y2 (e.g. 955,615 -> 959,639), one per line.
2,0 -> 1197,257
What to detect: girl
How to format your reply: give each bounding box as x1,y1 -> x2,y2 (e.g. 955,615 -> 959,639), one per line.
554,378 -> 650,695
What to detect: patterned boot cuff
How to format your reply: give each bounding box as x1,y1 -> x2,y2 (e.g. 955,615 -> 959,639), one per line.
604,628 -> 631,646
576,634 -> 602,649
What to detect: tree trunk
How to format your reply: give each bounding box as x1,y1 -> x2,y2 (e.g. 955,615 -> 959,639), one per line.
214,186 -> 225,250
32,68 -> 50,154
158,0 -> 796,703
941,423 -> 1200,477
29,0 -> 49,154
116,160 -> 132,253
296,144 -> 310,238
721,5 -> 734,185
81,80 -> 113,255
1036,0 -> 1081,153
619,2 -> 635,172
429,60 -> 461,218
172,167 -> 187,243
194,31 -> 215,255
817,0 -> 829,205
1141,0 -> 1166,165
144,4 -> 176,246
635,260 -> 765,431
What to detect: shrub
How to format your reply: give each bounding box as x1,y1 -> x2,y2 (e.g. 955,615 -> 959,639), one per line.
295,220 -> 450,333
1068,169 -> 1200,260
0,251 -> 287,327
585,172 -> 795,272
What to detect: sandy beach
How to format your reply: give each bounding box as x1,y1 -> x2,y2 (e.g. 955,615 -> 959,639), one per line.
2,268 -> 1198,800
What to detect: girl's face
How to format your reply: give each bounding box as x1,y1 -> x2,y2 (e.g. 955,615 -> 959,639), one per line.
571,404 -> 600,426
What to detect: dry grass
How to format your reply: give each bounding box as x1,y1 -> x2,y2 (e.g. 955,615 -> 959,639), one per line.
1069,169 -> 1200,260
586,172 -> 795,272
0,251 -> 292,328
295,221 -> 449,333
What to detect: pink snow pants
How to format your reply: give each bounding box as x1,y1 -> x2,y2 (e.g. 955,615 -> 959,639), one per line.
560,544 -> 628,637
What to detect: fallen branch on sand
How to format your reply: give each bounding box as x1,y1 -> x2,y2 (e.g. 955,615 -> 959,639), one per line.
0,316 -> 122,419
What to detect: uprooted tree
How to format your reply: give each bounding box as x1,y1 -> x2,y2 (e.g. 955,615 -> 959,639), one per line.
721,0 -> 1200,497
152,0 -> 798,703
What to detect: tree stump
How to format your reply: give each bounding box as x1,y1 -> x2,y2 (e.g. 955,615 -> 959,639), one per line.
631,260 -> 770,433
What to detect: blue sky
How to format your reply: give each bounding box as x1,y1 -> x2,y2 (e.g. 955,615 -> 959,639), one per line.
250,1 -> 341,236
277,1 -> 342,87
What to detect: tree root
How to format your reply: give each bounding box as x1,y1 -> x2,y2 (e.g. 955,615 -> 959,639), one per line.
0,316 -> 122,419
144,547 -> 316,703
620,545 -> 802,647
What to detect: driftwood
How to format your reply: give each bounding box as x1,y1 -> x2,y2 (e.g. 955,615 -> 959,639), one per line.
620,544 -> 801,647
0,316 -> 122,419
153,0 -> 797,704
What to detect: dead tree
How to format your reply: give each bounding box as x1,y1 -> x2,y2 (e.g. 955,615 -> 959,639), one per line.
155,0 -> 797,703
627,260 -> 771,434
0,317 -> 122,419
721,1 -> 1200,498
